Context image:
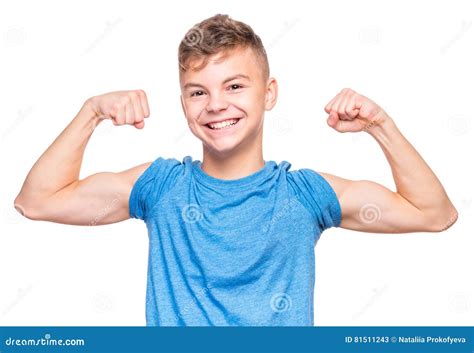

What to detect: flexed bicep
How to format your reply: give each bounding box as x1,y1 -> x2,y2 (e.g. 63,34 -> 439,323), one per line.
16,162 -> 151,226
318,173 -> 439,233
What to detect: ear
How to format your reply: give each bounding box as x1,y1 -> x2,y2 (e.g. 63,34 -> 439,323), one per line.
180,95 -> 188,119
264,77 -> 278,111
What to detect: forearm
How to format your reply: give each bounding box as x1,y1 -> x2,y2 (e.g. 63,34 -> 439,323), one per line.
15,100 -> 100,204
366,116 -> 456,220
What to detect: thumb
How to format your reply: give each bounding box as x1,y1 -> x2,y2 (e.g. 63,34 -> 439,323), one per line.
334,119 -> 364,133
326,111 -> 339,127
327,112 -> 363,133
134,121 -> 145,129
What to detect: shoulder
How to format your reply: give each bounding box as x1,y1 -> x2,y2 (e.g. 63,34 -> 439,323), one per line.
287,167 -> 338,195
134,155 -> 194,183
128,155 -> 194,220
314,172 -> 351,199
285,166 -> 343,229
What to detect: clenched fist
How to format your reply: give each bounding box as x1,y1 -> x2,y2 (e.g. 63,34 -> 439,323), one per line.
324,88 -> 389,133
86,90 -> 150,129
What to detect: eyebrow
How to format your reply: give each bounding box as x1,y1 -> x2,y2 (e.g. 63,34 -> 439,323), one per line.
183,74 -> 251,90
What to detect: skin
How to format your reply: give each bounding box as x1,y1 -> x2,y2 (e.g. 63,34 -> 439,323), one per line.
14,90 -> 152,225
321,89 -> 458,232
179,46 -> 276,179
14,46 -> 457,232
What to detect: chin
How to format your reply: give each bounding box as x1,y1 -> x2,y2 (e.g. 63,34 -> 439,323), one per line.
203,139 -> 243,157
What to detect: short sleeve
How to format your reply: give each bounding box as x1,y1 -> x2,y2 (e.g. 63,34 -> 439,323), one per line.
129,157 -> 183,221
287,168 -> 342,231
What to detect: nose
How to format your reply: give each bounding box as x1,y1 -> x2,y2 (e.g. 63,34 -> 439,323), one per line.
205,91 -> 229,113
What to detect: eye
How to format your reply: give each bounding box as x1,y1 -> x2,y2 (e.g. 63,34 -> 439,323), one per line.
228,84 -> 243,91
190,90 -> 205,97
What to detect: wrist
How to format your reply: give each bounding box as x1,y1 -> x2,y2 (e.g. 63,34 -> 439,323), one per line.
364,112 -> 396,140
80,98 -> 103,130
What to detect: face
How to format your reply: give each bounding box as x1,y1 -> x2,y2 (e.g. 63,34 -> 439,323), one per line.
180,46 -> 278,157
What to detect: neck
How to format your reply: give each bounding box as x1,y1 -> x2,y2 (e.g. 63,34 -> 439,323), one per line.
201,137 -> 264,180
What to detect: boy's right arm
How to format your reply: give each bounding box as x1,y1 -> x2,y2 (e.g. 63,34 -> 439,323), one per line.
14,90 -> 151,226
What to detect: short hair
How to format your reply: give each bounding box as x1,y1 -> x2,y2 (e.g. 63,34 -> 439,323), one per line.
178,14 -> 269,80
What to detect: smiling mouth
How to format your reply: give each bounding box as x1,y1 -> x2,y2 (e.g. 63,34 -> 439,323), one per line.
205,118 -> 242,130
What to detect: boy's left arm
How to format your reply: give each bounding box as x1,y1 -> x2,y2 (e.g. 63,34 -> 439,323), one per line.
320,88 -> 458,233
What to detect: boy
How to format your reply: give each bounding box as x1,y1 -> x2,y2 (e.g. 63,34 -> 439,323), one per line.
14,14 -> 457,326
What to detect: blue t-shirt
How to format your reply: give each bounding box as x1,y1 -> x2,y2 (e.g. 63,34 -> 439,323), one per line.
129,156 -> 341,326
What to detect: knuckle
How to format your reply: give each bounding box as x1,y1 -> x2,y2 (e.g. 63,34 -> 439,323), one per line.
121,96 -> 131,105
87,96 -> 97,107
128,90 -> 138,100
106,106 -> 115,117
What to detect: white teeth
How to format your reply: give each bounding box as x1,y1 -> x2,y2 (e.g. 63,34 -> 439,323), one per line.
208,118 -> 239,130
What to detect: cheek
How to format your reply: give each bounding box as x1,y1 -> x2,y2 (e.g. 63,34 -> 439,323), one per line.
185,117 -> 203,139
185,101 -> 207,120
228,94 -> 256,115
235,96 -> 264,121
186,114 -> 202,131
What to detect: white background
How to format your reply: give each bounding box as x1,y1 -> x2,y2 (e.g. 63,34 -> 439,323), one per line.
0,0 -> 472,326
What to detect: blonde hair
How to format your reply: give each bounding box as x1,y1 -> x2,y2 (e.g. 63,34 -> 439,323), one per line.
178,14 -> 269,79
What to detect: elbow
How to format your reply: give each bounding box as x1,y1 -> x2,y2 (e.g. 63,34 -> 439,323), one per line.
425,205 -> 458,233
13,194 -> 43,221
